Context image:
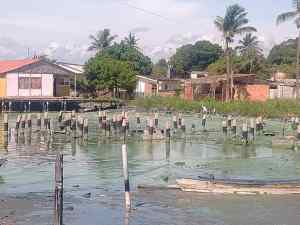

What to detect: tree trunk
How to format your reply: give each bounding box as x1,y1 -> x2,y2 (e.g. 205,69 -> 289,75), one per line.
225,40 -> 230,102
296,30 -> 300,99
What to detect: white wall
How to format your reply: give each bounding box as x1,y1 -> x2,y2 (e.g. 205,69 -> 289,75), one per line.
42,74 -> 53,96
136,80 -> 145,93
6,73 -> 19,97
6,73 -> 53,97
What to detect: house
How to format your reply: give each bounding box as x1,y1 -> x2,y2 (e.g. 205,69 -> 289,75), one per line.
190,71 -> 208,79
56,62 -> 84,97
0,59 -> 76,98
184,74 -> 270,102
135,75 -> 182,97
269,79 -> 297,99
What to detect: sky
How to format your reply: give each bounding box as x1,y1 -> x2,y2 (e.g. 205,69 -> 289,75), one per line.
0,0 -> 297,63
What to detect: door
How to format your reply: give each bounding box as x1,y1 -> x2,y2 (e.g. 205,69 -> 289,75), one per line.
0,76 -> 6,97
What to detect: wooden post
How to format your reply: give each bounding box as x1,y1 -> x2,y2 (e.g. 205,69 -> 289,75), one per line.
16,114 -> 21,130
154,112 -> 159,127
54,154 -> 63,225
136,113 -> 140,125
37,113 -> 41,130
250,118 -> 255,140
222,120 -> 227,135
3,113 -> 8,132
165,121 -> 171,139
242,122 -> 248,144
44,112 -> 48,130
27,113 -> 32,130
181,118 -> 186,133
21,114 -> 26,130
121,144 -> 131,211
173,116 -> 178,129
231,119 -> 237,137
227,115 -> 232,128
202,114 -> 207,130
83,118 -> 88,135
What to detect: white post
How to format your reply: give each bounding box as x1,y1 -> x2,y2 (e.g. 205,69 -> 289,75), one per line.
122,144 -> 131,211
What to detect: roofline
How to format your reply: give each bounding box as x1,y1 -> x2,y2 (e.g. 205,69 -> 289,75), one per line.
7,59 -> 75,76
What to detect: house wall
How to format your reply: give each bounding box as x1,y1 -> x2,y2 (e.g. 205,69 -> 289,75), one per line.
269,85 -> 296,99
184,80 -> 194,100
0,75 -> 6,97
6,73 -> 53,97
158,81 -> 181,91
236,84 -> 269,101
135,79 -> 157,97
245,84 -> 269,101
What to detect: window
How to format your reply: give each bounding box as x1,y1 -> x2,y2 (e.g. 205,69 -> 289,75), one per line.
31,78 -> 42,89
19,77 -> 30,89
19,77 -> 42,89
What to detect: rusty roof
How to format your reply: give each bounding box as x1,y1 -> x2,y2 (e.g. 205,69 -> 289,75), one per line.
188,74 -> 256,84
0,59 -> 40,74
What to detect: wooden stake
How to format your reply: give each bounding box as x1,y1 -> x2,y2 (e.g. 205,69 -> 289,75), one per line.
54,154 -> 63,225
122,144 -> 131,211
3,113 -> 8,132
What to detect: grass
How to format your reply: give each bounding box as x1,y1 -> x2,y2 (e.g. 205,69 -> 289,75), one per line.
130,96 -> 300,118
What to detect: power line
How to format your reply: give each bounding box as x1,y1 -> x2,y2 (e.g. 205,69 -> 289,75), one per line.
115,1 -> 176,23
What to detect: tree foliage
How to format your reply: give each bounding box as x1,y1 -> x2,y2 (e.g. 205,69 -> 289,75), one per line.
100,42 -> 152,75
169,40 -> 223,76
267,39 -> 297,65
85,55 -> 137,96
152,58 -> 168,77
88,29 -> 117,52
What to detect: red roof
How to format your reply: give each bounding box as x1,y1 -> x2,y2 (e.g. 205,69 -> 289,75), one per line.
0,59 -> 40,74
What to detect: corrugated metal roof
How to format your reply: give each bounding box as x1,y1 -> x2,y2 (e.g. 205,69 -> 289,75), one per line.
56,62 -> 84,74
0,59 -> 40,74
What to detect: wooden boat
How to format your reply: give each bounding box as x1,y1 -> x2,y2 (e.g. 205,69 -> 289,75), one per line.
176,177 -> 300,195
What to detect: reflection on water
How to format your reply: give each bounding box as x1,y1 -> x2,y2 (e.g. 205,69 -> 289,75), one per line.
0,113 -> 300,225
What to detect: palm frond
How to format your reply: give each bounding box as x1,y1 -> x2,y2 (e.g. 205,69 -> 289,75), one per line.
236,26 -> 257,35
293,0 -> 300,10
276,11 -> 298,25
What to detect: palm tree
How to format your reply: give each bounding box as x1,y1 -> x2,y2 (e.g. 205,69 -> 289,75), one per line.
124,32 -> 139,49
88,29 -> 117,52
277,0 -> 300,98
215,4 -> 257,101
236,33 -> 263,73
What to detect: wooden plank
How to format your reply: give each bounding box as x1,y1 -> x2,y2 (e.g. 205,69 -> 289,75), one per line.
176,179 -> 300,195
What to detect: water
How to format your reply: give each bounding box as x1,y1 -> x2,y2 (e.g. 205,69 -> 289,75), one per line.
1,112 -> 300,225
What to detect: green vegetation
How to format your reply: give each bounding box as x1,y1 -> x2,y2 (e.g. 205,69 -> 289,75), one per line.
85,56 -> 136,97
276,0 -> 300,97
169,40 -> 223,76
214,4 -> 257,101
152,59 -> 168,77
132,96 -> 300,118
84,29 -> 152,96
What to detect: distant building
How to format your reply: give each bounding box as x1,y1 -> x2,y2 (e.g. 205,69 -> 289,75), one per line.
0,59 -> 76,98
184,74 -> 270,102
135,75 -> 182,97
269,79 -> 297,99
190,71 -> 208,79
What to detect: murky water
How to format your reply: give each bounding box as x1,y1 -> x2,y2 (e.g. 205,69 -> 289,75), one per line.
1,112 -> 300,225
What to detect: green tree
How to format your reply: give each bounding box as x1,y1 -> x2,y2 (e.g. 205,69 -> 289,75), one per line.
88,29 -> 117,52
152,59 -> 168,77
268,39 -> 297,65
124,32 -> 139,49
277,0 -> 300,97
169,40 -> 223,77
85,55 -> 137,97
215,4 -> 257,101
208,55 -> 269,79
100,42 -> 152,75
236,33 -> 263,73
